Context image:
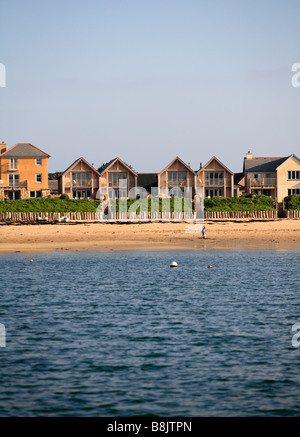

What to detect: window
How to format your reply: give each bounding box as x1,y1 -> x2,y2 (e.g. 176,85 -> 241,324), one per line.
30,191 -> 42,198
205,171 -> 224,186
10,158 -> 18,170
205,189 -> 224,198
36,174 -> 42,183
8,174 -> 19,187
108,172 -> 127,188
72,172 -> 92,187
7,191 -> 20,200
288,171 -> 300,180
288,189 -> 300,195
36,158 -> 42,166
168,171 -> 187,188
169,188 -> 183,198
72,190 -> 91,199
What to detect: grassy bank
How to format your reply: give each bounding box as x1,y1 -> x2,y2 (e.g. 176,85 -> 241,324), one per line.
0,194 -> 276,213
0,198 -> 100,212
204,194 -> 275,211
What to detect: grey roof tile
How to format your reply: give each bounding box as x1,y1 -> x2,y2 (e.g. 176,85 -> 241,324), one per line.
244,157 -> 288,173
0,143 -> 50,158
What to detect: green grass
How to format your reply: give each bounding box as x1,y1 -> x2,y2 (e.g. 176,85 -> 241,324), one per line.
115,198 -> 193,213
0,194 -> 276,213
284,194 -> 300,210
0,198 -> 100,212
204,194 -> 275,212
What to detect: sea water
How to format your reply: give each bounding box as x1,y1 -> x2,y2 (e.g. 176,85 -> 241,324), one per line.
0,250 -> 299,416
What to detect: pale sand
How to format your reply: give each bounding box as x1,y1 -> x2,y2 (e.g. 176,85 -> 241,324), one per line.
0,219 -> 299,253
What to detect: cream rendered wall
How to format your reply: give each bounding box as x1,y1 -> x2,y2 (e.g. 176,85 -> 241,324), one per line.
276,156 -> 300,202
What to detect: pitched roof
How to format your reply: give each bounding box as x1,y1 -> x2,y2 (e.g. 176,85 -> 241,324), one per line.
0,143 -> 50,158
98,158 -> 117,173
59,157 -> 100,178
244,157 -> 288,173
98,157 -> 137,175
159,156 -> 195,175
275,154 -> 300,169
197,156 -> 234,175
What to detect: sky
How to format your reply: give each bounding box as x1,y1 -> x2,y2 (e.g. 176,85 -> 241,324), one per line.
0,0 -> 299,173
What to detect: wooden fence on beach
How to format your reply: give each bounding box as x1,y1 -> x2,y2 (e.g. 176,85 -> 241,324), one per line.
283,210 -> 300,219
0,210 -> 280,223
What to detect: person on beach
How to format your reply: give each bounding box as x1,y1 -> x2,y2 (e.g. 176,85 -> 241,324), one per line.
202,225 -> 206,239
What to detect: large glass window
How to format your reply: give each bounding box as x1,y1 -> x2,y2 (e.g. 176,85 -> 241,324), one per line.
205,188 -> 224,197
108,189 -> 127,199
167,171 -> 187,187
73,190 -> 91,199
72,172 -> 92,187
108,172 -> 127,188
205,171 -> 224,186
7,191 -> 20,200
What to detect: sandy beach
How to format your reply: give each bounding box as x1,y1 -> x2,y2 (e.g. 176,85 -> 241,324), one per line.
0,219 -> 299,253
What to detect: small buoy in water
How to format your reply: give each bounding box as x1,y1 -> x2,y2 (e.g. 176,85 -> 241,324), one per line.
208,265 -> 212,269
30,259 -> 33,263
170,261 -> 178,268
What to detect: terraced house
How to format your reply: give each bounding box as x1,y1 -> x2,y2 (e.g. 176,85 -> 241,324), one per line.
98,157 -> 137,199
58,157 -> 100,199
196,156 -> 235,198
158,157 -> 195,197
243,151 -> 300,202
0,142 -> 50,200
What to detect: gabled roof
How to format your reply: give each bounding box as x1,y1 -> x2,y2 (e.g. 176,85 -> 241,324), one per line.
275,154 -> 300,170
98,157 -> 137,176
59,157 -> 100,178
244,156 -> 288,173
159,156 -> 195,176
0,143 -> 50,158
197,156 -> 233,175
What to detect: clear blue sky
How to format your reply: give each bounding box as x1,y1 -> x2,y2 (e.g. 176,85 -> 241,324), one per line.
1,0 -> 299,173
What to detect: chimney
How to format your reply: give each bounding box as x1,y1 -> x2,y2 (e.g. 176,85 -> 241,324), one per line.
200,162 -> 202,169
246,151 -> 252,159
188,162 -> 191,167
1,141 -> 6,154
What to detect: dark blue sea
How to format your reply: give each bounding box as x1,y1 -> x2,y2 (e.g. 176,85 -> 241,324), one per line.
0,250 -> 299,417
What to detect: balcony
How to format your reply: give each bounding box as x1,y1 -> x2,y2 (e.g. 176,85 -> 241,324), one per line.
1,180 -> 28,189
248,177 -> 276,188
65,180 -> 93,189
204,178 -> 231,187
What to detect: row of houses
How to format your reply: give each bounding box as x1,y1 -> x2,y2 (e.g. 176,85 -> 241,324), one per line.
0,141 -> 300,203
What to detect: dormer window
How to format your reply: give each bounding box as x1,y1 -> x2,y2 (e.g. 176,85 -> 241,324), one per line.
10,158 -> 18,170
